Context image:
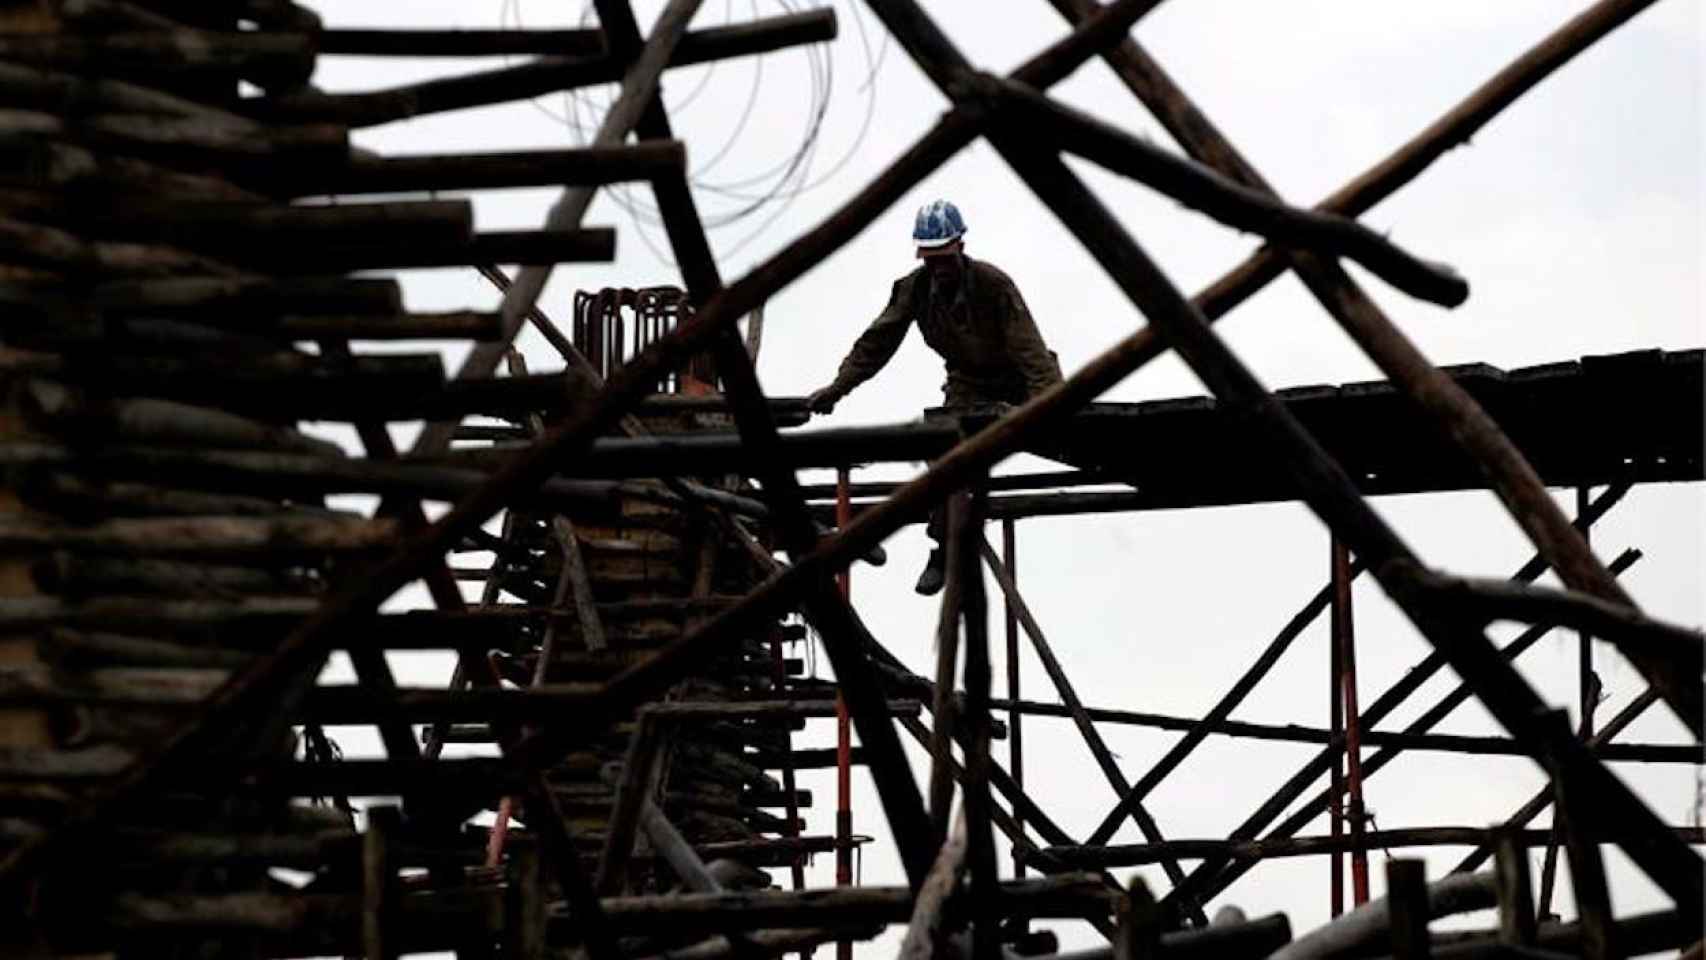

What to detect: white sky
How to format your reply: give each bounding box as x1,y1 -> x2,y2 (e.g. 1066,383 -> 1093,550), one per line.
302,1 -> 1703,955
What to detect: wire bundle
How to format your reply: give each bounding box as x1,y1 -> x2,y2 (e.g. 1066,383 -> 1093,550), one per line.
498,0 -> 887,263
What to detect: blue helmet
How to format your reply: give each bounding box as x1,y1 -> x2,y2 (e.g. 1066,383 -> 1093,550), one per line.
912,199 -> 967,248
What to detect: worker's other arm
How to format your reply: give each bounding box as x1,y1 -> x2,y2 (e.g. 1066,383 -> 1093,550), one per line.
1000,276 -> 1063,396
810,275 -> 916,413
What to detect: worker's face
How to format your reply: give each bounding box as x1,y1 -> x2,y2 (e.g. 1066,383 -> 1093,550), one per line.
919,242 -> 963,280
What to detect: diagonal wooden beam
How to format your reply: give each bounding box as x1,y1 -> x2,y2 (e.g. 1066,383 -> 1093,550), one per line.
592,0 -> 937,887
1038,0 -> 1664,319
0,0 -> 1331,896
1044,0 -> 1698,737
408,0 -> 703,461
898,808 -> 968,960
979,75 -> 1467,308
1178,546 -> 1644,913
977,537 -> 1198,912
863,0 -> 1702,922
1452,685 -> 1665,875
635,0 -> 955,890
261,11 -> 839,127
1085,561 -> 1364,846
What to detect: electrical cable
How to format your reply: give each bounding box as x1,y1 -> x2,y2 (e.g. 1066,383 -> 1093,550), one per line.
492,0 -> 887,263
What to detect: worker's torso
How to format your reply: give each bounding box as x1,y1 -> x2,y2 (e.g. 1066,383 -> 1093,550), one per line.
903,259 -> 1029,401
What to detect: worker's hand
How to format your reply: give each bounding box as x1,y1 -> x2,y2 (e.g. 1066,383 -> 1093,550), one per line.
807,387 -> 840,415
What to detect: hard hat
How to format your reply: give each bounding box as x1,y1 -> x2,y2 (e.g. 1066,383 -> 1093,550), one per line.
912,199 -> 967,248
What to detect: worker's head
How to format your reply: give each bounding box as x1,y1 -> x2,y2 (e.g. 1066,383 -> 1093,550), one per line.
918,238 -> 964,280
912,199 -> 966,256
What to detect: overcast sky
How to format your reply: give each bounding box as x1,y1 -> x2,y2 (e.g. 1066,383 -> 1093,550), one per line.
305,1 -> 1703,954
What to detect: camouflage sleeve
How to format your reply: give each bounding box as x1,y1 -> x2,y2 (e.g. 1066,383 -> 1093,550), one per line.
1000,274 -> 1063,395
827,274 -> 916,398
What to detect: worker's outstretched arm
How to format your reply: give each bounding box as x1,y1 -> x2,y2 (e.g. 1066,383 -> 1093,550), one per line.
809,274 -> 916,413
1000,277 -> 1064,396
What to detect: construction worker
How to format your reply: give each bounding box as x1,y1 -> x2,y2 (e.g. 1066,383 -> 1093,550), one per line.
808,199 -> 1063,595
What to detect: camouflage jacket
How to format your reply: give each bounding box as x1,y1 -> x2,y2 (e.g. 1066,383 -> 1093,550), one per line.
826,257 -> 1062,408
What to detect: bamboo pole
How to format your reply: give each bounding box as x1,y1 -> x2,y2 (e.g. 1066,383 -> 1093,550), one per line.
605,0 -> 936,884
1268,874 -> 1497,960
1536,675 -> 1603,920
928,493 -> 968,836
981,75 -> 1468,308
960,490 -> 999,960
1043,0 -> 1697,738
1041,0 -> 1666,321
1334,538 -> 1370,907
978,538 -> 1202,923
1037,826 -> 1706,869
1553,715 -> 1617,960
868,0 -> 1700,917
1171,547 -> 1644,914
988,697 -> 1691,762
1086,560 -> 1363,844
1452,685 -> 1667,875
1003,518 -> 1025,884
262,11 -> 837,127
6,5 -> 1678,941
408,0 -> 704,459
1385,860 -> 1430,960
1493,830 -> 1538,947
897,809 -> 968,960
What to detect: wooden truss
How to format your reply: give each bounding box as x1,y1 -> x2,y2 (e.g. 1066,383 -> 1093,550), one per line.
0,0 -> 1698,957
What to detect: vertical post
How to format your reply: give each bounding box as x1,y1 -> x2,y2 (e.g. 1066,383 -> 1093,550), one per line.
1114,876 -> 1160,960
1493,828 -> 1538,947
596,714 -> 663,896
1557,763 -> 1616,960
1385,858 -> 1431,960
834,466 -> 854,960
928,493 -> 967,838
506,836 -> 546,960
770,637 -> 808,895
1576,485 -> 1594,736
960,488 -> 998,960
1328,539 -> 1345,918
1537,672 -> 1601,920
1333,537 -> 1370,906
363,805 -> 400,960
1003,518 -> 1025,886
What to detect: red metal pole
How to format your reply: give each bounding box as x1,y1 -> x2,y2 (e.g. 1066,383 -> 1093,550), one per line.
1333,536 -> 1370,906
834,467 -> 853,960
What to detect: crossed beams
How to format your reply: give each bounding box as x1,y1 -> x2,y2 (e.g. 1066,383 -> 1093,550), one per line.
863,0 -> 1700,918
5,0 -> 1699,943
